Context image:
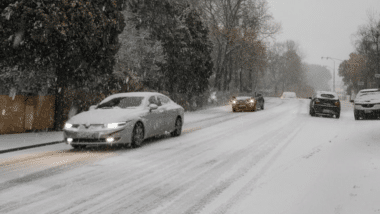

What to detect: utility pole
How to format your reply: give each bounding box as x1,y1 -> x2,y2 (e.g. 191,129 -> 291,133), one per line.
321,57 -> 344,92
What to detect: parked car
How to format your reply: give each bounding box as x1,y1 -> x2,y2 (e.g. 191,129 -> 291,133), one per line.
63,92 -> 184,149
281,91 -> 297,99
309,91 -> 340,118
230,92 -> 264,112
352,88 -> 380,120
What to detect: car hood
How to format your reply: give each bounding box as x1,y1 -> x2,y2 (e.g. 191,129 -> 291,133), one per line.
67,108 -> 144,124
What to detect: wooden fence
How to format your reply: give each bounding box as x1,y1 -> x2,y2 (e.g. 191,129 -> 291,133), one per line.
0,95 -> 55,134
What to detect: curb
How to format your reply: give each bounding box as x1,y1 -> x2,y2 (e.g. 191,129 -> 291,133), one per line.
0,141 -> 64,155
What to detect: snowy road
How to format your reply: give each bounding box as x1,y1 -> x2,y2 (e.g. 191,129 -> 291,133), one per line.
1,98 -> 380,214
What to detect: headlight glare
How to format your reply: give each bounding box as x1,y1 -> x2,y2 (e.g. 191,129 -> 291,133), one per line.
106,122 -> 127,129
106,137 -> 115,143
65,123 -> 73,129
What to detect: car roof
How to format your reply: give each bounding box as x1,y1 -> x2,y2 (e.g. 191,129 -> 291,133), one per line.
358,88 -> 379,93
100,92 -> 164,103
317,91 -> 338,96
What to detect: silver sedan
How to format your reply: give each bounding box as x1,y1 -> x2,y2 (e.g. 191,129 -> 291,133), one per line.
63,92 -> 184,149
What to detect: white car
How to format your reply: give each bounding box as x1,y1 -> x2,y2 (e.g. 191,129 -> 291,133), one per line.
281,92 -> 297,99
353,88 -> 380,120
63,92 -> 184,149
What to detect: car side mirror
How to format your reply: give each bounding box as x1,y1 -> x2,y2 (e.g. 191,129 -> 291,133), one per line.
257,93 -> 262,97
309,97 -> 312,99
350,100 -> 354,103
149,104 -> 158,111
89,105 -> 97,111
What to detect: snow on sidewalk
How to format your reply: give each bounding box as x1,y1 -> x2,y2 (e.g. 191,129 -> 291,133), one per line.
0,132 -> 64,152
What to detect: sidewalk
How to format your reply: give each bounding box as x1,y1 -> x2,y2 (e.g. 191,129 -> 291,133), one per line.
0,131 -> 64,154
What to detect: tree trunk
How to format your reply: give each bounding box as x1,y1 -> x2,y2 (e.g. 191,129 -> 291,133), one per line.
248,69 -> 252,92
240,69 -> 243,92
227,53 -> 233,91
53,69 -> 69,131
214,44 -> 223,90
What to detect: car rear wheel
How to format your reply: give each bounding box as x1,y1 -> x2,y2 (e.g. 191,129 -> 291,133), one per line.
232,108 -> 236,112
131,122 -> 144,148
171,117 -> 182,137
261,103 -> 264,110
336,112 -> 340,119
72,145 -> 86,149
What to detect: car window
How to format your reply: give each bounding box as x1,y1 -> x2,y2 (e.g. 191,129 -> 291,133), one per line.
158,95 -> 170,105
148,96 -> 161,106
236,96 -> 251,100
357,91 -> 380,99
357,91 -> 380,97
97,97 -> 143,109
320,94 -> 335,99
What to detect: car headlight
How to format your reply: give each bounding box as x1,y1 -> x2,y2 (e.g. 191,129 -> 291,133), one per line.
250,99 -> 254,103
232,100 -> 236,104
64,123 -> 73,129
105,122 -> 128,129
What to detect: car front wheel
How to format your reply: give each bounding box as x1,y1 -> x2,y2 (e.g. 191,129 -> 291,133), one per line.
171,117 -> 182,137
132,122 -> 144,148
354,110 -> 359,120
310,107 -> 315,116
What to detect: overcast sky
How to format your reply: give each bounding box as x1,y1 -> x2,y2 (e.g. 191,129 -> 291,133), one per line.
267,0 -> 380,83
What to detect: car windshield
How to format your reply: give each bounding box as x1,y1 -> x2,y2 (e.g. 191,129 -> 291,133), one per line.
97,96 -> 144,109
236,96 -> 251,100
357,91 -> 380,99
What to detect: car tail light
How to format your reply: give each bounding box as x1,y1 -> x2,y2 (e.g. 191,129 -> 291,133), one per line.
315,99 -> 320,104
335,101 -> 340,107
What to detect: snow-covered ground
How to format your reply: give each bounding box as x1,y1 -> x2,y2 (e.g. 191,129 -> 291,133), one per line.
0,97 -> 379,214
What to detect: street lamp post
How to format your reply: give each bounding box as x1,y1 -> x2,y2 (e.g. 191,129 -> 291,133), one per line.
321,57 -> 344,92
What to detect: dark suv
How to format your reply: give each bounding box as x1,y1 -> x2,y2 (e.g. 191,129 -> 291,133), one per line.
309,91 -> 340,118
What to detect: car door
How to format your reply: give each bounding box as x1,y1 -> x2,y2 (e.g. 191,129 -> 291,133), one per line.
158,95 -> 175,132
155,96 -> 168,134
144,96 -> 163,137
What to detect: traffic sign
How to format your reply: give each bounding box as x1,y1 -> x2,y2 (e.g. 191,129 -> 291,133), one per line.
375,74 -> 380,78
358,81 -> 364,86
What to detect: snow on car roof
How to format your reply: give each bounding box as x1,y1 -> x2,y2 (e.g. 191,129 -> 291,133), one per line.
100,92 -> 163,104
317,91 -> 338,95
358,88 -> 379,93
316,91 -> 338,99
